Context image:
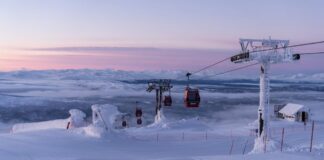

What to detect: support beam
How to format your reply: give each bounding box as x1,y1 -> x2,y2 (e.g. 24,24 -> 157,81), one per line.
155,89 -> 159,122
258,62 -> 270,140
155,86 -> 163,122
147,79 -> 172,123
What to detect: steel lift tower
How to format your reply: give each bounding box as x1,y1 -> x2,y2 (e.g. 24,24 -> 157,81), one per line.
231,38 -> 300,150
147,79 -> 172,123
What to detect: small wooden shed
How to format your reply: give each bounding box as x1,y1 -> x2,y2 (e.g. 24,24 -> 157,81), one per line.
278,103 -> 310,122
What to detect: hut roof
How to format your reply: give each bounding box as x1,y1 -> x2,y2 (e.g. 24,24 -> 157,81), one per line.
279,103 -> 305,115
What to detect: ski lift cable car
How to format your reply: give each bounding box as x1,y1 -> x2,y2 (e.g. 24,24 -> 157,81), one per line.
164,89 -> 172,107
184,72 -> 200,108
135,101 -> 142,118
137,118 -> 142,125
121,115 -> 127,127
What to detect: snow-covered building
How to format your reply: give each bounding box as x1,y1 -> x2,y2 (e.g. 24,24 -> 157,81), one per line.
278,103 -> 310,122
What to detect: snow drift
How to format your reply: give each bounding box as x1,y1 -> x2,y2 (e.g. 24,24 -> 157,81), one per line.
12,109 -> 86,133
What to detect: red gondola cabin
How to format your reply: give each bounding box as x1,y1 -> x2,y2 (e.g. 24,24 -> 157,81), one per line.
184,87 -> 200,108
163,95 -> 172,106
135,108 -> 142,118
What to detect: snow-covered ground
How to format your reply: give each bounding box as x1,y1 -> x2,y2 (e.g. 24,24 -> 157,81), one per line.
0,115 -> 323,160
0,69 -> 323,159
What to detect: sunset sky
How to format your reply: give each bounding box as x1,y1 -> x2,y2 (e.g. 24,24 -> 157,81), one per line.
1,0 -> 324,74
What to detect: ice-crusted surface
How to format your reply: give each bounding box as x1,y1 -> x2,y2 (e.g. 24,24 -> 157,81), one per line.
0,69 -> 323,159
69,109 -> 86,128
12,109 -> 86,133
12,118 -> 69,133
92,104 -> 121,131
251,137 -> 279,153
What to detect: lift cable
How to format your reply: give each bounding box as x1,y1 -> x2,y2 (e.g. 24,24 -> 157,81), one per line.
193,51 -> 324,79
187,40 -> 324,77
298,51 -> 324,55
191,57 -> 230,75
212,62 -> 259,76
193,62 -> 259,79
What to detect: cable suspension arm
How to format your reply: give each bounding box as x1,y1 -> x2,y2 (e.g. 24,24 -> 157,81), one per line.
187,41 -> 324,77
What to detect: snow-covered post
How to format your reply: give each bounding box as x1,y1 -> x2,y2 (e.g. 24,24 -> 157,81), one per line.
258,62 -> 270,143
155,89 -> 161,123
232,38 -> 299,153
155,86 -> 163,122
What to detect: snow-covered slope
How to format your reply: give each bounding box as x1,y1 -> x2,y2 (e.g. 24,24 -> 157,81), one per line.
2,114 -> 323,160
0,69 -> 323,159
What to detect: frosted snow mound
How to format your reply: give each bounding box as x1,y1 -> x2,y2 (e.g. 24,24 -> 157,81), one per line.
250,137 -> 279,153
91,104 -> 121,132
69,109 -> 86,128
70,104 -> 123,138
12,109 -> 87,133
12,119 -> 69,133
133,117 -> 210,132
148,109 -> 167,127
70,124 -> 106,138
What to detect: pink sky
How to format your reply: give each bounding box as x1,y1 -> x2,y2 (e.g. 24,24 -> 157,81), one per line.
1,47 -> 235,71
1,1 -> 324,74
1,45 -> 324,75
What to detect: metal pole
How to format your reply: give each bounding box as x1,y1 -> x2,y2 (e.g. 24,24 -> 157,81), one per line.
229,140 -> 234,155
155,89 -> 159,122
205,132 -> 208,141
310,121 -> 315,152
281,128 -> 285,152
159,86 -> 162,111
264,135 -> 267,153
242,139 -> 248,155
157,86 -> 162,122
